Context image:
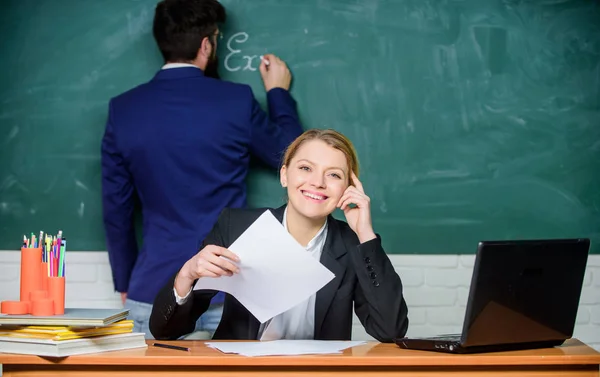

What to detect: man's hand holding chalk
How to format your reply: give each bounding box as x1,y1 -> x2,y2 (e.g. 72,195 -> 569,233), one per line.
259,53 -> 292,92
260,55 -> 270,67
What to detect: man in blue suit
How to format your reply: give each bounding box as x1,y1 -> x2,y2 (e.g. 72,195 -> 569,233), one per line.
101,0 -> 302,338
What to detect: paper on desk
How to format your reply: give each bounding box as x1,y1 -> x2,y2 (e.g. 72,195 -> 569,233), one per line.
194,210 -> 335,323
206,340 -> 366,357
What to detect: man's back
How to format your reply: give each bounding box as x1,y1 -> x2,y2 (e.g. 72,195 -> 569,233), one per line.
102,66 -> 301,304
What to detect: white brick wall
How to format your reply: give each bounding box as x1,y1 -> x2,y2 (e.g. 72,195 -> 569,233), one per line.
0,251 -> 598,350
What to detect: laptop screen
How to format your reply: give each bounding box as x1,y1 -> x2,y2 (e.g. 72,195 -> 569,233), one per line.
460,238 -> 590,348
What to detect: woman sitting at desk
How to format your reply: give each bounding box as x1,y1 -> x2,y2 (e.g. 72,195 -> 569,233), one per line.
149,129 -> 409,342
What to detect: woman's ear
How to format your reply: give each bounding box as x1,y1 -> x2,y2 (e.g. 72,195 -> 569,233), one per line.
280,165 -> 287,187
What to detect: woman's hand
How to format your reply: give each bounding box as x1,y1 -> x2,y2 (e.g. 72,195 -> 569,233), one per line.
337,172 -> 377,243
174,245 -> 240,296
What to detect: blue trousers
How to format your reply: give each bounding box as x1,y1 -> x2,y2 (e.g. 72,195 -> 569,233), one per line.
125,298 -> 223,339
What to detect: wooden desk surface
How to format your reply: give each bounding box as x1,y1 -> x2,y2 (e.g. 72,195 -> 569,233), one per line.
1,338 -> 599,377
1,338 -> 599,367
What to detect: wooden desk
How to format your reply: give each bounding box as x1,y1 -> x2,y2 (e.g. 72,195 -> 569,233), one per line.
1,338 -> 599,376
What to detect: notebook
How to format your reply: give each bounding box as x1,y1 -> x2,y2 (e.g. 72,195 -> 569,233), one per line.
0,319 -> 134,341
0,308 -> 129,327
395,238 -> 590,354
0,332 -> 147,357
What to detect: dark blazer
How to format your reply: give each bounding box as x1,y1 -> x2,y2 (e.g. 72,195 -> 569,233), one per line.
101,67 -> 302,304
149,205 -> 409,342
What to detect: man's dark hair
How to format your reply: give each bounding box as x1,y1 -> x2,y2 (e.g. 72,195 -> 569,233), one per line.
153,0 -> 226,62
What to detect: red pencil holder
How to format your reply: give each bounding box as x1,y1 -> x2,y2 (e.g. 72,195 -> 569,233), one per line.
48,276 -> 65,315
0,301 -> 28,315
31,298 -> 54,316
20,247 -> 42,303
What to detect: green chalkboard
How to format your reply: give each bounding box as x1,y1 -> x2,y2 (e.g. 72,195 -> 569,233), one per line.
1,0 -> 599,253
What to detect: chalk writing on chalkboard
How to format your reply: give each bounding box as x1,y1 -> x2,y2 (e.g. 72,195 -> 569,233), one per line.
224,32 -> 259,72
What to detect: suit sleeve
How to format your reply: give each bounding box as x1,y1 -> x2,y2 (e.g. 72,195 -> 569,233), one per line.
101,100 -> 138,293
351,235 -> 409,342
149,209 -> 230,340
248,88 -> 303,169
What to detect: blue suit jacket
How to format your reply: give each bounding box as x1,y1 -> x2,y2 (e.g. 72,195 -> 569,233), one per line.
101,67 -> 302,304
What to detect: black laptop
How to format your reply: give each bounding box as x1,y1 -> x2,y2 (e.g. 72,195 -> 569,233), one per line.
395,238 -> 590,353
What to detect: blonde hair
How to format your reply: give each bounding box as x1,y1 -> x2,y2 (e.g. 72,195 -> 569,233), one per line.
281,129 -> 359,184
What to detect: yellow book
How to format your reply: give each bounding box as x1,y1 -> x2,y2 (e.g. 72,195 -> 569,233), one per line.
0,320 -> 133,341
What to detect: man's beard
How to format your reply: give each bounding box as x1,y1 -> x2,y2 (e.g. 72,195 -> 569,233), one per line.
204,49 -> 220,79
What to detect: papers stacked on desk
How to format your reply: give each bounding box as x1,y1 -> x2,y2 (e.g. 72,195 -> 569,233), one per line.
206,340 -> 366,357
0,318 -> 147,357
0,308 -> 129,326
0,332 -> 147,357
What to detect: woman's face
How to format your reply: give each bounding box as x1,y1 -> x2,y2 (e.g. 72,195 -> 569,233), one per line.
280,139 -> 350,221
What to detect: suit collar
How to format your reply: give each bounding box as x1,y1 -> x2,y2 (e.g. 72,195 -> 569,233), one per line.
269,205 -> 286,224
152,67 -> 205,81
315,217 -> 348,337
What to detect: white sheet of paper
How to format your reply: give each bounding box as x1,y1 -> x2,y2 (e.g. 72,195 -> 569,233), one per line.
193,210 -> 335,323
206,340 -> 366,357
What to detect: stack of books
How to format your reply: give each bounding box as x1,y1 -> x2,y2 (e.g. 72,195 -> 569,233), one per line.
0,308 -> 147,357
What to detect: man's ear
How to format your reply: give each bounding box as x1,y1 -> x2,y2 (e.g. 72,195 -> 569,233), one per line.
199,36 -> 212,59
280,165 -> 287,187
